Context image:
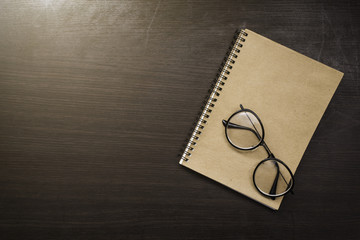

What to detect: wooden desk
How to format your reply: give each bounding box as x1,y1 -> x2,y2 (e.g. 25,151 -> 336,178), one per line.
0,0 -> 359,239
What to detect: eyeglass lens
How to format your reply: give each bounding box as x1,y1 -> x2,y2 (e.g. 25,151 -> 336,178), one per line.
254,159 -> 293,197
226,111 -> 263,149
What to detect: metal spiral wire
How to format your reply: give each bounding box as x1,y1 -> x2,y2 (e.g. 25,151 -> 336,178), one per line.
180,29 -> 248,163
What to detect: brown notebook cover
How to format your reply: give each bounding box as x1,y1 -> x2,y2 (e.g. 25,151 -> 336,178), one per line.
179,29 -> 344,210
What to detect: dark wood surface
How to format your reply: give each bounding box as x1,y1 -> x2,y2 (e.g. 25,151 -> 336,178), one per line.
0,0 -> 359,239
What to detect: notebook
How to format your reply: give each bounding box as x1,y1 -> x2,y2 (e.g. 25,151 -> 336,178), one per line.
179,29 -> 344,210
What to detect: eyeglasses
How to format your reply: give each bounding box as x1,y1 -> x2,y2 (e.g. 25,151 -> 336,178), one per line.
223,104 -> 294,199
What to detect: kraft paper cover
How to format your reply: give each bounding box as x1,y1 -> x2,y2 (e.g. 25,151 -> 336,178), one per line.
180,29 -> 343,210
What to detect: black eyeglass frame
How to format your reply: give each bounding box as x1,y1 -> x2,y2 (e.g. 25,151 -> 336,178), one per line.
223,104 -> 295,199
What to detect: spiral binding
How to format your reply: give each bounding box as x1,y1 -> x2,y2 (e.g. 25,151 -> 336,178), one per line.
179,29 -> 248,164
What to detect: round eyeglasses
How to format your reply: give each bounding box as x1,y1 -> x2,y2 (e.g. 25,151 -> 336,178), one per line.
223,104 -> 295,199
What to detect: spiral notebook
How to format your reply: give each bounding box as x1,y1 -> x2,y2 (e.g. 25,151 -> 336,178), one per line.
179,29 -> 343,210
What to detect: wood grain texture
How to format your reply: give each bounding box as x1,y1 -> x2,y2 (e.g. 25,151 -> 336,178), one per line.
0,0 -> 359,239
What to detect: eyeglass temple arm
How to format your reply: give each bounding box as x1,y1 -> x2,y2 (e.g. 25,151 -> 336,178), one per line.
271,163 -> 294,198
269,163 -> 280,200
222,120 -> 274,158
